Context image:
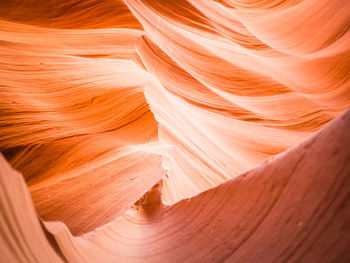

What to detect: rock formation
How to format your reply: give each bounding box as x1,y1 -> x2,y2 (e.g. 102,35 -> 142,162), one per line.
0,0 -> 349,262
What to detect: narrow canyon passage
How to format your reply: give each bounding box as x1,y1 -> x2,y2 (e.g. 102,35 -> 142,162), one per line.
0,0 -> 349,262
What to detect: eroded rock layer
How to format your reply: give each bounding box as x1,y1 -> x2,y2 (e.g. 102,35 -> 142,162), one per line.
0,0 -> 349,262
1,107 -> 350,263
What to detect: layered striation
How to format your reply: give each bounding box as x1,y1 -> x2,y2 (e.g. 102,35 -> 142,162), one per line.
0,0 -> 349,262
1,106 -> 350,262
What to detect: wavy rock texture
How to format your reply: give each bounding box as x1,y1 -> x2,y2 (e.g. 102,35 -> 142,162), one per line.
0,0 -> 350,262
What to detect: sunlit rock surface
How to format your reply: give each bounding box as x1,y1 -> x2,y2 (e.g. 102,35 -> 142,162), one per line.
0,0 -> 349,262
